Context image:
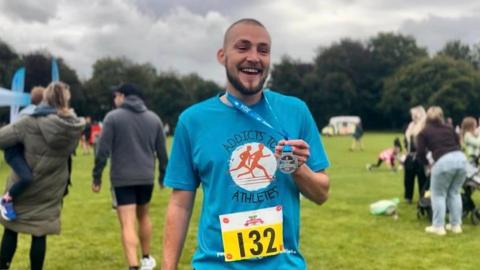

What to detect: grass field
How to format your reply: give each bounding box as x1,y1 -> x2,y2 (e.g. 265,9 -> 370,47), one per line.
0,133 -> 479,269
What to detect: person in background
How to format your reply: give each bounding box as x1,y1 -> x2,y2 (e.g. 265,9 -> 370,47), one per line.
1,86 -> 46,221
349,121 -> 364,151
92,83 -> 168,270
81,116 -> 92,155
0,82 -> 85,270
417,106 -> 466,236
18,87 -> 45,117
367,138 -> 402,172
461,116 -> 480,166
403,106 -> 428,204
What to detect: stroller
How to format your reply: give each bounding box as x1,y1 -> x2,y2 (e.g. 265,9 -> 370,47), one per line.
417,179 -> 432,222
417,162 -> 480,225
462,162 -> 480,225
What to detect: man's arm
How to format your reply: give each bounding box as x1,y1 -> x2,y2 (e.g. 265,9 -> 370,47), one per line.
91,116 -> 114,192
276,139 -> 330,205
162,189 -> 196,270
292,165 -> 329,205
156,119 -> 168,188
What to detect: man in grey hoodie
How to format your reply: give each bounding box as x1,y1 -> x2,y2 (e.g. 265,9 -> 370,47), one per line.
92,83 -> 168,270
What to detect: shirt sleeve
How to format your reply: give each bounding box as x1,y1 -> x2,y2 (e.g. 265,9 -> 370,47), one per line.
300,102 -> 330,172
164,119 -> 200,191
92,114 -> 114,184
464,132 -> 480,147
155,117 -> 168,185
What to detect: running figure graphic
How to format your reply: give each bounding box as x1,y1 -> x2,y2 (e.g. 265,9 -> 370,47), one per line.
236,144 -> 272,180
230,145 -> 253,172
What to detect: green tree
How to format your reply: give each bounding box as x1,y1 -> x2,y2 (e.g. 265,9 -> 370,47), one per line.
22,51 -> 85,114
437,40 -> 473,64
380,56 -> 480,127
151,72 -> 190,131
181,73 -> 221,102
83,57 -> 156,120
0,39 -> 20,89
268,55 -> 313,98
472,43 -> 480,69
0,39 -> 21,123
315,72 -> 357,125
368,33 -> 428,77
367,33 -> 428,128
23,51 -> 52,90
309,39 -> 371,126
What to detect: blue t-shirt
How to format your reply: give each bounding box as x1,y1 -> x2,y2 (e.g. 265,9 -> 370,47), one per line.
165,90 -> 330,270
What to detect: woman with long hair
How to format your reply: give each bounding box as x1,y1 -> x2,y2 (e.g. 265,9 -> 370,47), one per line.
403,106 -> 428,203
0,81 -> 85,269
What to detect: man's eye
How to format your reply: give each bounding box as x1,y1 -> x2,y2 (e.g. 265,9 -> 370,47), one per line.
259,48 -> 270,54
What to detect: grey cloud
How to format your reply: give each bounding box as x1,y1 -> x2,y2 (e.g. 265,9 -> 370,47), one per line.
2,0 -> 480,83
372,0 -> 479,11
400,15 -> 480,53
0,0 -> 58,23
134,0 -> 259,18
64,5 -> 229,81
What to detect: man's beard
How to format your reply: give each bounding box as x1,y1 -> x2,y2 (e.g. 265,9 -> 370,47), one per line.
226,66 -> 268,96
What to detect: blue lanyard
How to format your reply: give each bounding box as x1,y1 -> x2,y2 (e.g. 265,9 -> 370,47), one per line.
225,90 -> 289,141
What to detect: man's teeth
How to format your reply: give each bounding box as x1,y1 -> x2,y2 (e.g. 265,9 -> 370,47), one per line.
241,68 -> 260,73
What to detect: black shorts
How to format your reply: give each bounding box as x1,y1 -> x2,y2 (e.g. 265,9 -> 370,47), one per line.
113,185 -> 154,206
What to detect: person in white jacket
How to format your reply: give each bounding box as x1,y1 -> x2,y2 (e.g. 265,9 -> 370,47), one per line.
461,116 -> 480,166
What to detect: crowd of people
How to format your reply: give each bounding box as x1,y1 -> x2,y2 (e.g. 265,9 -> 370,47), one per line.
0,18 -> 330,270
366,104 -> 479,236
0,16 -> 477,270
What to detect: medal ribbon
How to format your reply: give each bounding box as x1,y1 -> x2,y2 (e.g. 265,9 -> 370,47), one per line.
226,91 -> 289,141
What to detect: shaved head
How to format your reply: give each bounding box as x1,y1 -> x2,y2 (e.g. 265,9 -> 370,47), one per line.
223,18 -> 268,48
217,18 -> 271,98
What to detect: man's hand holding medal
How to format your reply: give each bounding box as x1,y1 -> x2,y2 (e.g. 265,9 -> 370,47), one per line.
275,139 -> 310,174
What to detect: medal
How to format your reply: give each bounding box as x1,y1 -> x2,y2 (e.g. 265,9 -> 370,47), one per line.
226,92 -> 299,174
278,144 -> 298,174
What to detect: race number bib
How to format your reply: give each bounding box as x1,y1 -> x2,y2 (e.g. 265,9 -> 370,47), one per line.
219,205 -> 284,262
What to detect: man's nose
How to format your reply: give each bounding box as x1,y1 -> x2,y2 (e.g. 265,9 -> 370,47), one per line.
245,49 -> 260,62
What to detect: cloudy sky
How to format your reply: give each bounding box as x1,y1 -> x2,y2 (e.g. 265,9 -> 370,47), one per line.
1,0 -> 479,83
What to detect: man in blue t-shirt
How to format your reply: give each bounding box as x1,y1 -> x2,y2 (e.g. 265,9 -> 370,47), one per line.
162,18 -> 330,270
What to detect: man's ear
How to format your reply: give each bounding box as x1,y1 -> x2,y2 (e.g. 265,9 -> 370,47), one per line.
217,48 -> 225,66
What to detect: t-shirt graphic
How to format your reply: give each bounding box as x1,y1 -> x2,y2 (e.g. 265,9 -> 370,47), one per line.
164,90 -> 331,270
229,143 -> 277,191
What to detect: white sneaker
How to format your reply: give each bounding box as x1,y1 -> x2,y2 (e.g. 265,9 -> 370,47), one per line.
140,256 -> 156,270
445,224 -> 463,234
425,226 -> 446,236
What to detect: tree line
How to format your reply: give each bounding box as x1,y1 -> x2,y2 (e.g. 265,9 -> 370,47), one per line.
1,32 -> 480,131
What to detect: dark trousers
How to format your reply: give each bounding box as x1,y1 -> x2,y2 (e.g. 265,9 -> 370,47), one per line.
0,228 -> 46,270
404,155 -> 428,201
371,159 -> 383,168
3,145 -> 33,199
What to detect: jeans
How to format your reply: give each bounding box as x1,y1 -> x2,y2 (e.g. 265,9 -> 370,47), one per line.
430,151 -> 467,227
4,144 -> 33,199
